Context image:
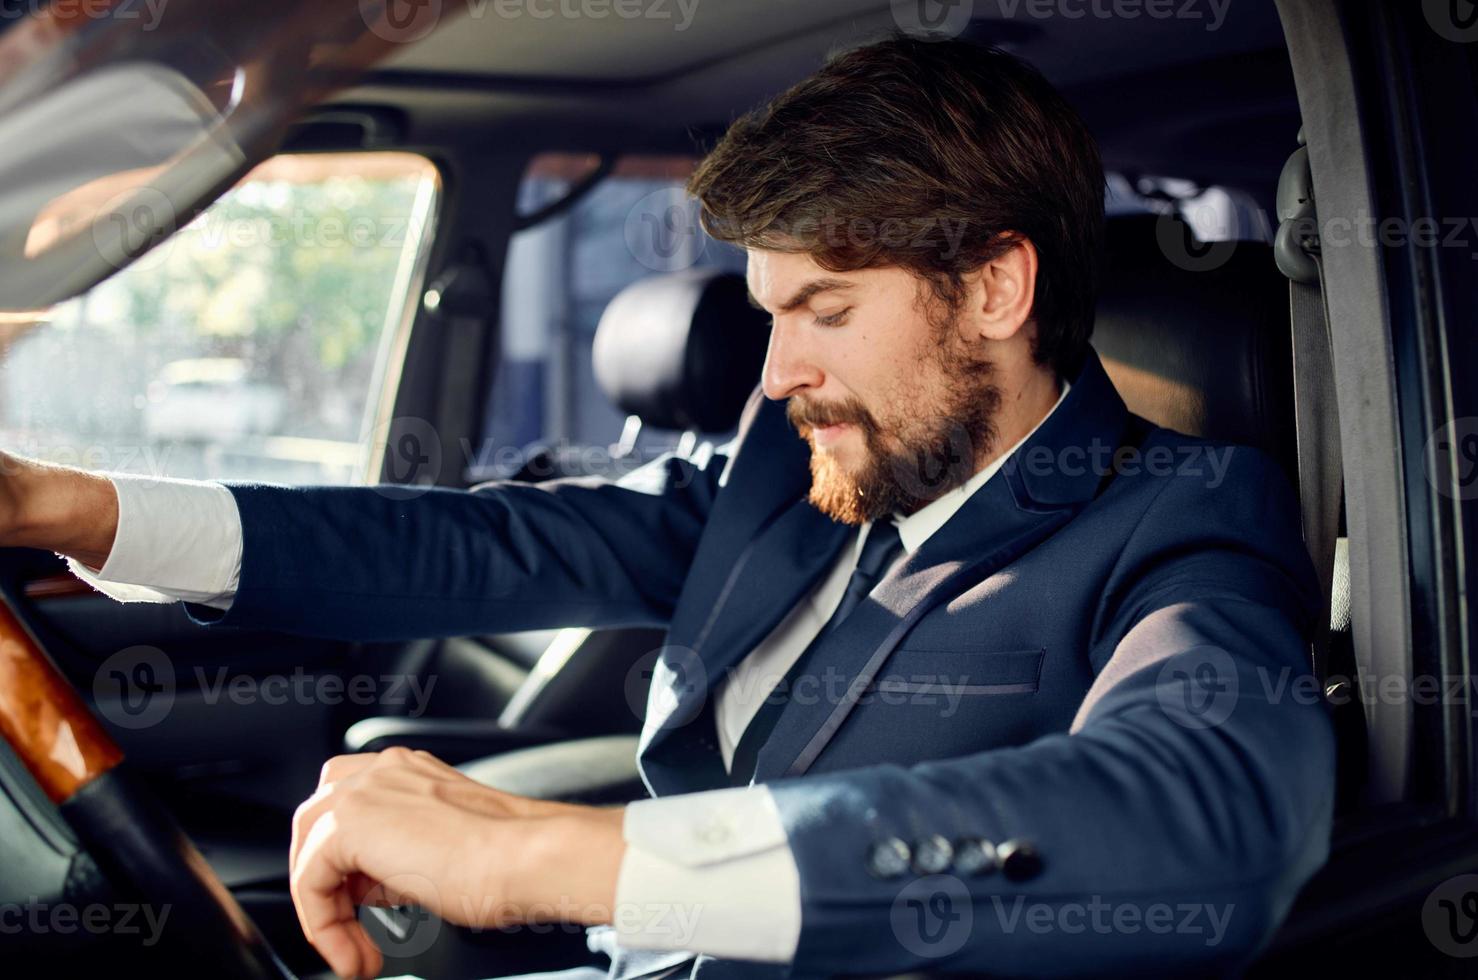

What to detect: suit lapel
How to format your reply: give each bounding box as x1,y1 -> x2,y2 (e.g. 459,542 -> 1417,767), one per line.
754,350 -> 1133,780
690,497 -> 852,682
751,472 -> 1074,781
639,392 -> 849,792
640,497 -> 851,775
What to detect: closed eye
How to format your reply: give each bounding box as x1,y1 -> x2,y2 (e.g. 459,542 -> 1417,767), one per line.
814,308 -> 851,327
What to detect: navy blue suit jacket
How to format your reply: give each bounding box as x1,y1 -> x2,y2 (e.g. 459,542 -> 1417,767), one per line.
186,349 -> 1335,977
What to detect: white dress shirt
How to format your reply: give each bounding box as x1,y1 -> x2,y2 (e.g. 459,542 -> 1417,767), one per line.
66,381 -> 1068,964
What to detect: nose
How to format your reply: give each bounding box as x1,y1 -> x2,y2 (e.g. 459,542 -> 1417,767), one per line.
761,320 -> 824,401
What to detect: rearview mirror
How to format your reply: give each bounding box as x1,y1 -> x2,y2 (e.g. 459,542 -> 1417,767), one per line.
0,63 -> 246,311
0,0 -> 464,313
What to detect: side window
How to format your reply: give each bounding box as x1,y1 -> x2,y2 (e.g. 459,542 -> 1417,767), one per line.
2,152 -> 440,484
1105,171 -> 1273,242
475,153 -> 746,481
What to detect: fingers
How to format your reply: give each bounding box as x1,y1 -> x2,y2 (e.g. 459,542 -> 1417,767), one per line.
347,872 -> 388,906
292,754 -> 378,877
291,811 -> 379,979
409,748 -> 460,774
287,747 -> 492,977
291,782 -> 338,883
321,752 -> 380,787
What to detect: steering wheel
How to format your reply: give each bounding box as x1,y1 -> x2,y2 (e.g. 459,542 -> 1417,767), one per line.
0,594 -> 296,979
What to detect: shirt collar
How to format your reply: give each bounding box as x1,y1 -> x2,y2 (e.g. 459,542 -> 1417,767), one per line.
880,378 -> 1072,555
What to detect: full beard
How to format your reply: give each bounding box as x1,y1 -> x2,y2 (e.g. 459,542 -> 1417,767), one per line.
791,327 -> 1001,526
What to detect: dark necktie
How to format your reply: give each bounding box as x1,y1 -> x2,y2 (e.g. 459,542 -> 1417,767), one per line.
727,519 -> 906,785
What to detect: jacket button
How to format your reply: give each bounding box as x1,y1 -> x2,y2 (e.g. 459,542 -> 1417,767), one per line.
865,838 -> 912,879
911,835 -> 954,875
695,821 -> 732,846
998,839 -> 1043,882
952,838 -> 998,876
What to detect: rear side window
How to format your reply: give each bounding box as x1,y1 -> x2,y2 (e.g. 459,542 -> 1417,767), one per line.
475,153 -> 746,481
2,151 -> 440,485
1106,171 -> 1273,242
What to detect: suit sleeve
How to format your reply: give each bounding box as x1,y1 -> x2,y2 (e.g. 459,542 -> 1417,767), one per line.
179,445 -> 729,642
764,444 -> 1336,976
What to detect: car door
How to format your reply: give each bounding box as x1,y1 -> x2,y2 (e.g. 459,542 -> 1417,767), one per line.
1254,1 -> 1478,973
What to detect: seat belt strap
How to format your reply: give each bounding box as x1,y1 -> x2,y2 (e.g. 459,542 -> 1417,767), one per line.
1290,275 -> 1342,681
1276,129 -> 1342,681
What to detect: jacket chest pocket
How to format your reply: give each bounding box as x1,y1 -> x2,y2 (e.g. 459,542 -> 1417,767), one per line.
867,646 -> 1046,696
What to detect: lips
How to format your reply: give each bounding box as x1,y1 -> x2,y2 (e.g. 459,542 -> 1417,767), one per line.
811,421 -> 855,448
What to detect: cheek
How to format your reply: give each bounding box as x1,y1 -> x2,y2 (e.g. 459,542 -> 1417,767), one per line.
830,317 -> 916,395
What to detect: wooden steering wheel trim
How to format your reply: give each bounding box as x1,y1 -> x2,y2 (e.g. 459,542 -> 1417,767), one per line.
0,592 -> 295,978
0,598 -> 123,803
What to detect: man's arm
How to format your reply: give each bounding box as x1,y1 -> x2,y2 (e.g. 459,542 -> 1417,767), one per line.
65,473 -> 242,609
0,442 -> 731,642
286,754 -> 805,978
177,446 -> 727,641
0,451 -> 120,569
761,444 -> 1335,976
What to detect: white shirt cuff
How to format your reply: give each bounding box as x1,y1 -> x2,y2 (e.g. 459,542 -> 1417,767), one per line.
613,785 -> 801,963
63,473 -> 243,611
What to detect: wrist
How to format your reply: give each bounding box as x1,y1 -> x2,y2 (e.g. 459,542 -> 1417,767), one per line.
512,809 -> 627,927
9,458 -> 119,567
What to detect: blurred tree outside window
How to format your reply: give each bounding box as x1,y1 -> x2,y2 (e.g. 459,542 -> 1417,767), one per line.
0,151 -> 440,485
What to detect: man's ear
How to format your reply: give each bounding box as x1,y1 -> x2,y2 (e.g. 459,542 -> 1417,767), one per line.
963,234 -> 1038,343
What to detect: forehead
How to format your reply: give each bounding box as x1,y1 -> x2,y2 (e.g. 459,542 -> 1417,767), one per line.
746,249 -> 871,315
746,249 -> 923,314
745,249 -> 824,296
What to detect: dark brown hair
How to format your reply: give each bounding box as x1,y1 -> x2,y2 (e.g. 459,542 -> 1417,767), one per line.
688,34 -> 1105,379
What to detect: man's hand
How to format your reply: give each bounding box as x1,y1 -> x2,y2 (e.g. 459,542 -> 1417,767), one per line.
0,450 -> 119,567
290,747 -> 627,980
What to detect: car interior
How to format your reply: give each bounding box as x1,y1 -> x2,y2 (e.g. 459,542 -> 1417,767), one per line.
0,1 -> 1475,978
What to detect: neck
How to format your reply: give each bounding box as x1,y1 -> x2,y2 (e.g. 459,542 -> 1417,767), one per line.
974,368 -> 1062,476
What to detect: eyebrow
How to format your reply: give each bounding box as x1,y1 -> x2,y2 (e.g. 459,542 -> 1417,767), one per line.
748,277 -> 855,314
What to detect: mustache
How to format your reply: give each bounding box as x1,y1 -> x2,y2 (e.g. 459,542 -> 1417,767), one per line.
786,397 -> 875,432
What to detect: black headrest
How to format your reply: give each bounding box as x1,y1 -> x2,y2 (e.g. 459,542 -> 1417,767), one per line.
1093,213 -> 1295,481
593,268 -> 771,434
